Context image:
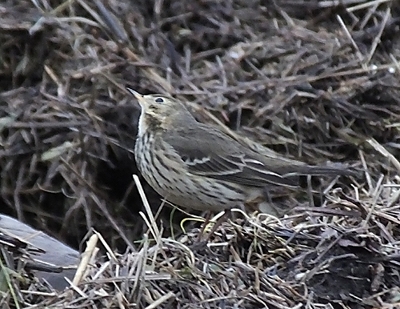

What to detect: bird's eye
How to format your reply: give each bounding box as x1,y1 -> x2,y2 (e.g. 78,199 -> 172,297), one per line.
155,97 -> 164,103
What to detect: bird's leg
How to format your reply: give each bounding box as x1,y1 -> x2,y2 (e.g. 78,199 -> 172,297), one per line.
190,210 -> 231,251
200,210 -> 231,243
197,211 -> 212,242
263,188 -> 273,204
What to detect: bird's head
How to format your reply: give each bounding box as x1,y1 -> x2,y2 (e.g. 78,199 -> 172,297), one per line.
127,88 -> 195,135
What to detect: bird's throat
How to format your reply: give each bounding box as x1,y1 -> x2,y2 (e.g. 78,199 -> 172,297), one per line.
138,112 -> 162,136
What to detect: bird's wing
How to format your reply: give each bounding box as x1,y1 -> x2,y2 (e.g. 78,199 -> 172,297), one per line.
162,126 -> 299,188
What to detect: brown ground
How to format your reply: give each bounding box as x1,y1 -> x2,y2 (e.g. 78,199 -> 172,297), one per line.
1,0 -> 400,308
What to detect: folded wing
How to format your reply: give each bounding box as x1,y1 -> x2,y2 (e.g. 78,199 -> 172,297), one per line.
163,126 -> 300,188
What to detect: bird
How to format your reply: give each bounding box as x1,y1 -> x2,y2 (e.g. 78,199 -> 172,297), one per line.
127,88 -> 356,218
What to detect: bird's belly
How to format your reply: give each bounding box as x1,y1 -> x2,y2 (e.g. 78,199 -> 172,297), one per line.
148,176 -> 245,211
160,176 -> 246,211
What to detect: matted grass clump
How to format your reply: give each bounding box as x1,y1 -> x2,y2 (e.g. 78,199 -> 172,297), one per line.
0,0 -> 400,308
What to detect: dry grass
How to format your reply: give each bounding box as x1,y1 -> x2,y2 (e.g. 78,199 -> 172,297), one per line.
1,0 -> 400,308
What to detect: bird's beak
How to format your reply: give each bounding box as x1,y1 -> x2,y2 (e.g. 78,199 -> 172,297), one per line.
127,88 -> 147,107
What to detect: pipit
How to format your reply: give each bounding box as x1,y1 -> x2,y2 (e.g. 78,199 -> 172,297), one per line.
128,88 -> 355,219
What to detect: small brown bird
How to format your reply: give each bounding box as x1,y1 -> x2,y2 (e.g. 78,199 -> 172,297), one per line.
128,88 -> 355,217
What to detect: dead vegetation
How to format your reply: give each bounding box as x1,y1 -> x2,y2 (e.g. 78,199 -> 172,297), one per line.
1,0 -> 400,308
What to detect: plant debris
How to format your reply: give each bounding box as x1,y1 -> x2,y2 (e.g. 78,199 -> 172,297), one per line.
1,0 -> 400,308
